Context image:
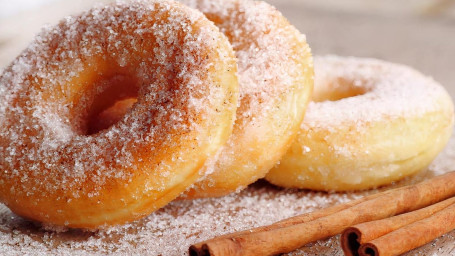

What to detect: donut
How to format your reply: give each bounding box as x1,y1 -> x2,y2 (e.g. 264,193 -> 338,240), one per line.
178,0 -> 313,197
93,0 -> 314,198
0,0 -> 239,228
266,56 -> 454,191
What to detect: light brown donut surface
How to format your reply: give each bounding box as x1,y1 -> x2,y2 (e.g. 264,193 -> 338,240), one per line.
180,0 -> 314,198
266,56 -> 454,191
0,0 -> 238,228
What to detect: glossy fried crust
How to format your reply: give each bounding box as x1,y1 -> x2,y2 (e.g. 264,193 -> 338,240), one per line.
180,0 -> 314,198
0,0 -> 238,228
266,56 -> 454,191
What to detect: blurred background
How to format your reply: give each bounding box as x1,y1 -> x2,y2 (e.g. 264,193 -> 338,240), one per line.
0,0 -> 454,97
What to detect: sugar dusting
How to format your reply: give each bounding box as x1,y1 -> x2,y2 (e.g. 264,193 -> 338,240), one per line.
304,55 -> 453,130
0,0 -> 236,225
181,0 -> 313,194
182,0 -> 310,112
1,130 -> 455,255
1,1 -> 454,255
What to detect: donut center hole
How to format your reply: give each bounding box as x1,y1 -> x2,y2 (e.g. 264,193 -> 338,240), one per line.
312,77 -> 367,102
82,74 -> 139,135
88,97 -> 138,135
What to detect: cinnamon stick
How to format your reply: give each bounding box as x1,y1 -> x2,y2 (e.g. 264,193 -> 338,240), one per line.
189,171 -> 455,256
341,196 -> 455,256
359,202 -> 455,256
190,191 -> 384,253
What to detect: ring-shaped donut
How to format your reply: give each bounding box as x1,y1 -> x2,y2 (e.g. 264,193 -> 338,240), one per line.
0,0 -> 238,228
180,0 -> 314,198
266,56 -> 454,191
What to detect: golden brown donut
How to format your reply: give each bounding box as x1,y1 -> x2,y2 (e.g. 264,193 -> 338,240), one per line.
180,0 -> 314,198
92,0 -> 314,198
0,0 -> 238,228
266,56 -> 454,191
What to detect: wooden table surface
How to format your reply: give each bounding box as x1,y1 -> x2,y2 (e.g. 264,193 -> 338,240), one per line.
1,0 -> 455,255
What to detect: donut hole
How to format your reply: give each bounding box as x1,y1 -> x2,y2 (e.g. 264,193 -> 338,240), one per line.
89,97 -> 138,134
312,77 -> 368,102
70,68 -> 140,136
85,74 -> 139,135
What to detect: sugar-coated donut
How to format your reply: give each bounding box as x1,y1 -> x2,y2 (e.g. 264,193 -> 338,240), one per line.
0,0 -> 238,228
179,0 -> 314,198
266,56 -> 454,191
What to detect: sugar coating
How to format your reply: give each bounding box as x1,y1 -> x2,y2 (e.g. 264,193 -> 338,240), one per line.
180,0 -> 313,194
0,0 -> 236,225
1,131 -> 455,255
0,182 -> 367,255
305,55 -> 453,130
183,0 -> 310,123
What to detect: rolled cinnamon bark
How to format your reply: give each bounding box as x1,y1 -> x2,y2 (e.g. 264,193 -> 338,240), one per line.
341,196 -> 455,256
190,191 -> 384,253
189,171 -> 455,256
359,202 -> 455,256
